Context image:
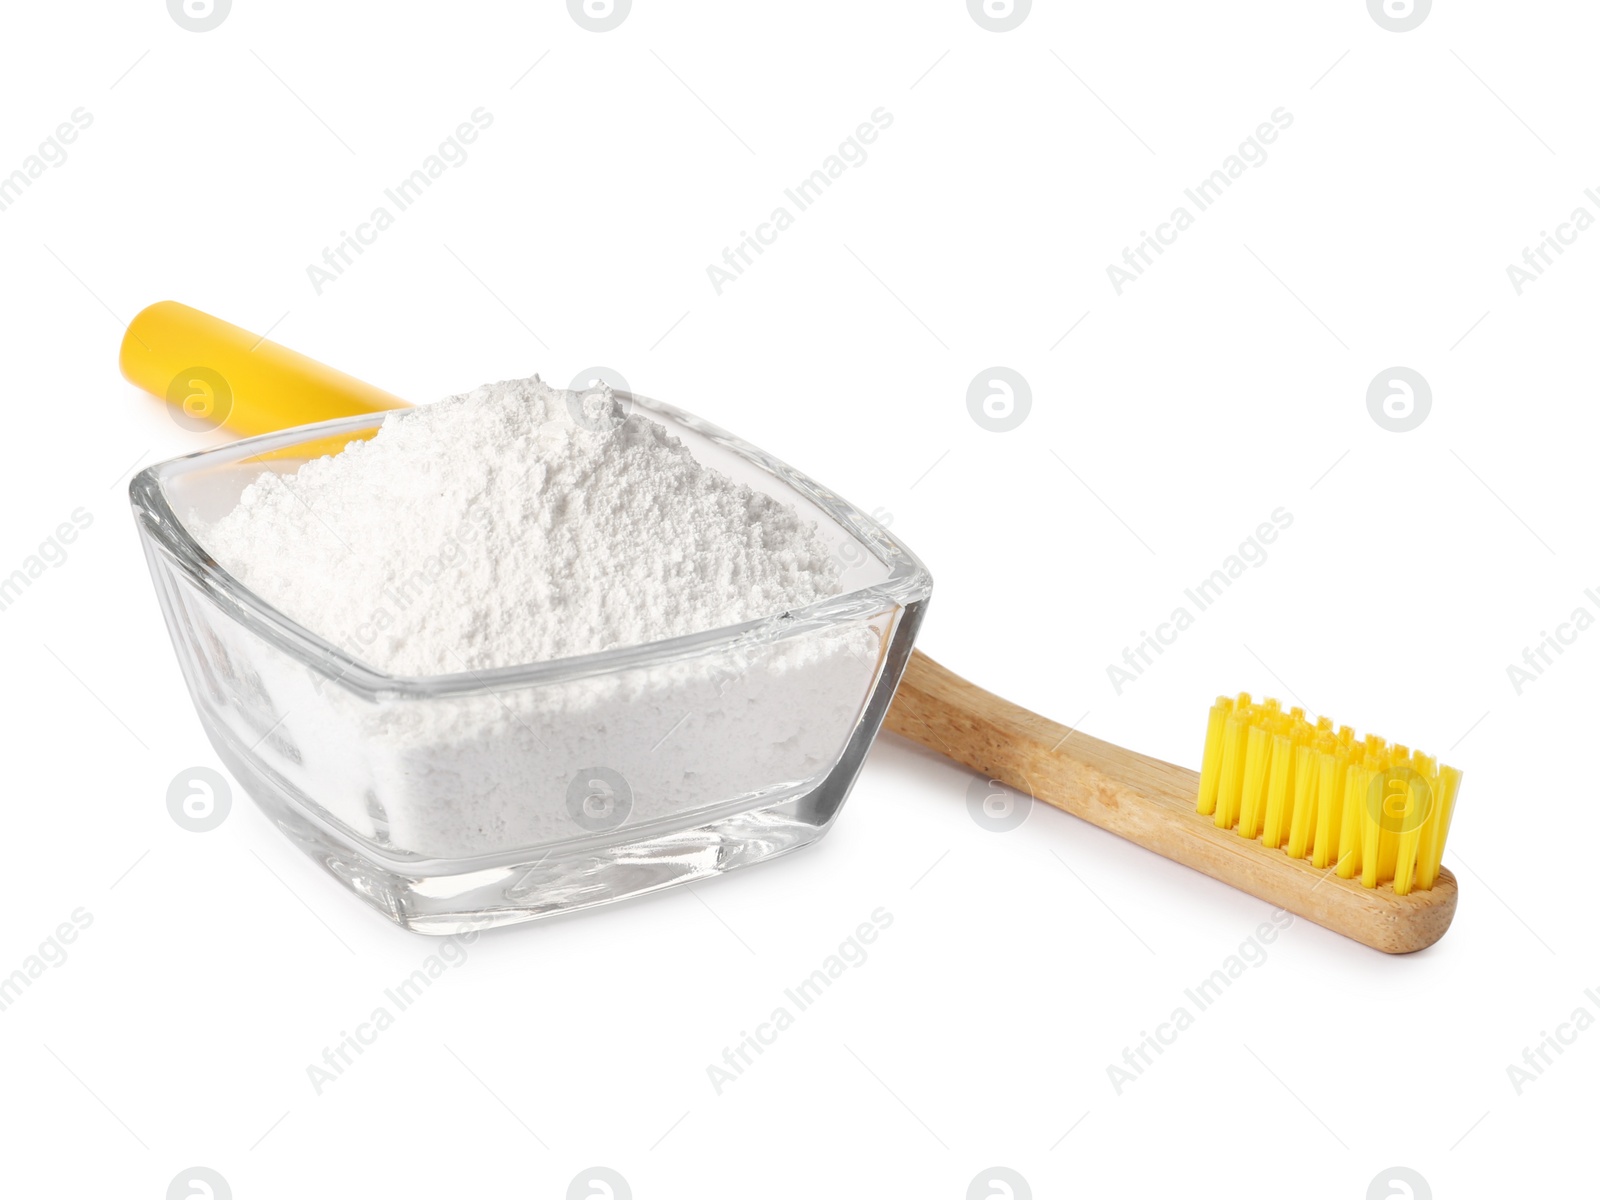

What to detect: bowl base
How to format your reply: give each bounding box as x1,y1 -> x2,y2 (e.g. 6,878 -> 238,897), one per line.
213,731 -> 852,934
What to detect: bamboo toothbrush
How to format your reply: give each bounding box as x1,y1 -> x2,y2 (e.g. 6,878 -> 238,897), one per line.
121,301 -> 1462,955
886,661 -> 1458,954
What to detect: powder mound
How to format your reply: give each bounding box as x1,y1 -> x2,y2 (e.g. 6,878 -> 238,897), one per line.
201,376 -> 844,675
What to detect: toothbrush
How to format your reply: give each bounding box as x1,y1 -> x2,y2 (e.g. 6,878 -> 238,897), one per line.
122,301 -> 1462,954
886,657 -> 1457,954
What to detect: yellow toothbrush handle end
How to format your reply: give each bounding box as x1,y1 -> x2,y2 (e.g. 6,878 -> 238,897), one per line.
120,300 -> 410,436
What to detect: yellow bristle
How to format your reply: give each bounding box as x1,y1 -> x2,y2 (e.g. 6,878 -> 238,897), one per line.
1415,766 -> 1462,889
1196,697 -> 1232,817
1195,693 -> 1463,891
1340,762 -> 1367,879
1215,713 -> 1249,830
1391,771 -> 1428,896
1360,764 -> 1383,888
1375,768 -> 1405,883
1261,731 -> 1295,848
1311,747 -> 1345,869
1238,724 -> 1272,839
1285,742 -> 1317,858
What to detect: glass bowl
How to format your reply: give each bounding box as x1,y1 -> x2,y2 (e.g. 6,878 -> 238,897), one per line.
129,395 -> 932,933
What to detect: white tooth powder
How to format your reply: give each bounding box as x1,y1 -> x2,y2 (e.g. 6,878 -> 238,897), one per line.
205,377 -> 844,675
196,377 -> 885,859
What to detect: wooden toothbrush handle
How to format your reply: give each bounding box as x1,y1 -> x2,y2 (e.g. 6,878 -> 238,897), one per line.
883,651 -> 1457,954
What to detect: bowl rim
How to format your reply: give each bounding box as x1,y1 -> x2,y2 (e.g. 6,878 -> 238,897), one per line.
129,392 -> 933,700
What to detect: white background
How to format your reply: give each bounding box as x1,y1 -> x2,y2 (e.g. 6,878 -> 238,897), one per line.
0,2 -> 1593,1197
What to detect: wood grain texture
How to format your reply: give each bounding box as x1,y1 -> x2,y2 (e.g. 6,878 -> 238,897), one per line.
884,651 -> 1457,954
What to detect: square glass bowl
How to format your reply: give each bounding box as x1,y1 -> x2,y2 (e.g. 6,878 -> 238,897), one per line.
130,395 -> 931,933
